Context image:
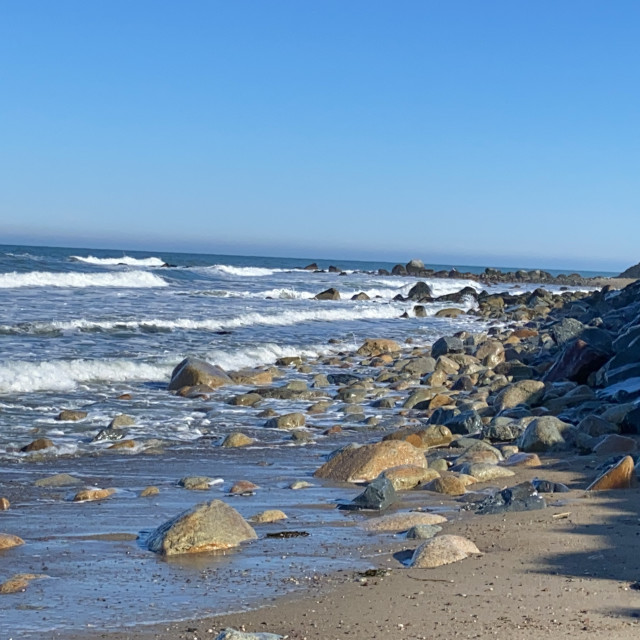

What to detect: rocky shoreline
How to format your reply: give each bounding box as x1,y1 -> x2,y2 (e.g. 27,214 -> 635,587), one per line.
2,272 -> 640,639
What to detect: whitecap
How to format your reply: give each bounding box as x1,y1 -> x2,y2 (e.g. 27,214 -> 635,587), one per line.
70,255 -> 166,267
0,271 -> 168,288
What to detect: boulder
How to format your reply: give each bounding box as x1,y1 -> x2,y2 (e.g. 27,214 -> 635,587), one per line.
406,524 -> 443,540
109,414 -> 135,428
314,288 -> 340,300
0,573 -> 48,594
424,475 -> 466,496
501,452 -> 541,468
383,425 -> 453,449
147,500 -> 257,555
229,370 -> 273,386
592,435 -> 637,456
314,440 -> 427,483
179,476 -> 216,490
543,339 -> 609,384
380,465 -> 440,490
459,463 -> 515,482
587,456 -> 637,491
406,258 -> 426,274
410,535 -> 481,568
56,410 -> 87,421
475,481 -> 546,514
431,336 -> 464,359
34,473 -> 81,487
140,486 -> 160,497
519,416 -> 574,452
20,438 -> 54,453
168,358 -> 232,391
249,510 -> 287,524
494,380 -> 545,412
0,534 -> 24,550
221,432 -> 254,448
361,512 -> 447,532
577,415 -> 619,438
356,339 -> 401,357
265,412 -> 306,429
229,480 -> 259,495
73,488 -> 116,502
407,281 -> 433,300
339,476 -> 396,511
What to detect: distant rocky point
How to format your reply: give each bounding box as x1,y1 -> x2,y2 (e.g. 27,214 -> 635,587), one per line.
618,261 -> 640,279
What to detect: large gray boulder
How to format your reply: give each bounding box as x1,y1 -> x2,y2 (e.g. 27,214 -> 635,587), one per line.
147,500 -> 257,555
518,416 -> 574,452
168,358 -> 232,391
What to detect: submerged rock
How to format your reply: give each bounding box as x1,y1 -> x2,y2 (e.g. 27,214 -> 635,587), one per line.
147,499 -> 257,556
73,488 -> 116,502
0,534 -> 24,550
56,409 -> 88,421
34,473 -> 81,487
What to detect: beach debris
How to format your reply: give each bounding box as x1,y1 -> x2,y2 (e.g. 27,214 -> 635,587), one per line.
410,534 -> 482,568
587,455 -> 638,491
314,440 -> 427,483
215,628 -> 283,640
0,533 -> 24,550
147,499 -> 257,555
475,481 -> 547,515
338,476 -> 396,511
265,530 -> 309,538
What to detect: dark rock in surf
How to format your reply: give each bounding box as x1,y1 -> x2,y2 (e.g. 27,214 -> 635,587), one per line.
168,358 -> 232,391
314,288 -> 340,301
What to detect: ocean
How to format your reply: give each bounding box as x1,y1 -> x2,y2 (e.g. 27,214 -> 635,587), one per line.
0,244 -> 608,636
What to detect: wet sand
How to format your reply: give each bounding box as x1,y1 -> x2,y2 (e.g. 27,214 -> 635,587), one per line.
59,455 -> 640,640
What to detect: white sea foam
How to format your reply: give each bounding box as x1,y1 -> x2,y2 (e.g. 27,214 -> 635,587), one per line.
204,264 -> 289,277
18,304 -> 407,335
0,359 -> 172,394
0,271 -> 168,288
71,255 -> 166,267
204,342 -> 328,371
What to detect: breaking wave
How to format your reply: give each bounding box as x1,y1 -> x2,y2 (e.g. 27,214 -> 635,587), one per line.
0,271 -> 168,289
70,255 -> 166,267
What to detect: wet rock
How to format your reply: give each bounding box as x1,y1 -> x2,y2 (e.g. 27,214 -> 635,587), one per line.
108,439 -> 136,450
587,455 -> 637,491
289,480 -> 313,490
109,414 -> 135,428
314,440 -> 427,483
20,438 -> 54,452
0,573 -> 48,594
275,356 -> 302,367
222,432 -> 254,448
0,498 -> 9,510
361,512 -> 447,532
410,534 -> 481,568
351,291 -> 371,301
435,308 -> 464,318
494,379 -> 545,412
229,393 -> 263,407
140,486 -> 160,497
0,534 -> 24,550
327,373 -> 361,385
230,480 -> 259,495
444,409 -> 483,436
380,465 -> 440,490
168,358 -> 233,391
314,287 -> 340,300
56,409 -> 87,421
249,509 -> 288,524
431,336 -> 464,359
229,369 -> 273,386
425,475 -> 466,496
215,628 -> 283,640
475,481 -> 546,515
179,476 -> 217,490
265,412 -> 306,429
339,476 -> 396,511
621,406 -> 640,434
403,357 -> 436,376
519,416 -> 574,452
592,434 -> 637,456
483,419 -> 528,443
147,500 -> 257,555
406,524 -> 443,540
73,488 -> 116,502
356,338 -> 401,357
407,281 -> 433,300
552,317 -> 585,345
34,473 -> 81,487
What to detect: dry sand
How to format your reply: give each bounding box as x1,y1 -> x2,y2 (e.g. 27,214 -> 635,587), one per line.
59,454 -> 640,640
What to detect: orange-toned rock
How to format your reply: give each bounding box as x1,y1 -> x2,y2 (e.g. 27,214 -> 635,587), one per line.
512,328 -> 539,339
108,439 -> 137,450
383,424 -> 453,449
229,480 -> 259,495
0,573 -> 47,594
20,438 -> 54,453
0,498 -> 10,511
380,465 -> 440,490
501,452 -> 542,467
425,475 -> 466,496
429,394 -> 454,410
229,369 -> 273,386
314,440 -> 427,483
0,534 -> 24,550
73,488 -> 116,502
323,425 -> 342,435
356,339 -> 401,357
140,486 -> 160,497
587,456 -> 637,491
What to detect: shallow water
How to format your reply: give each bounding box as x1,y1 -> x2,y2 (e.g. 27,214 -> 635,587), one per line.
0,244 -> 602,636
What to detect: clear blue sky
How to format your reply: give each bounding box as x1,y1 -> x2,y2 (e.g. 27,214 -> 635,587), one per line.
1,1 -> 638,271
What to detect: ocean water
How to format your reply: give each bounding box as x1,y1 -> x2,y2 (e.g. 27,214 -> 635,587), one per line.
0,244 -> 604,636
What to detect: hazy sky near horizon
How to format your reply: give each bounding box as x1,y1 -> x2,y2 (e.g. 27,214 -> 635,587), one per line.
1,1 -> 638,271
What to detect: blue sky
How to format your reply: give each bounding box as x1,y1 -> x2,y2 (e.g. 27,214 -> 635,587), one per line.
0,1 -> 638,271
